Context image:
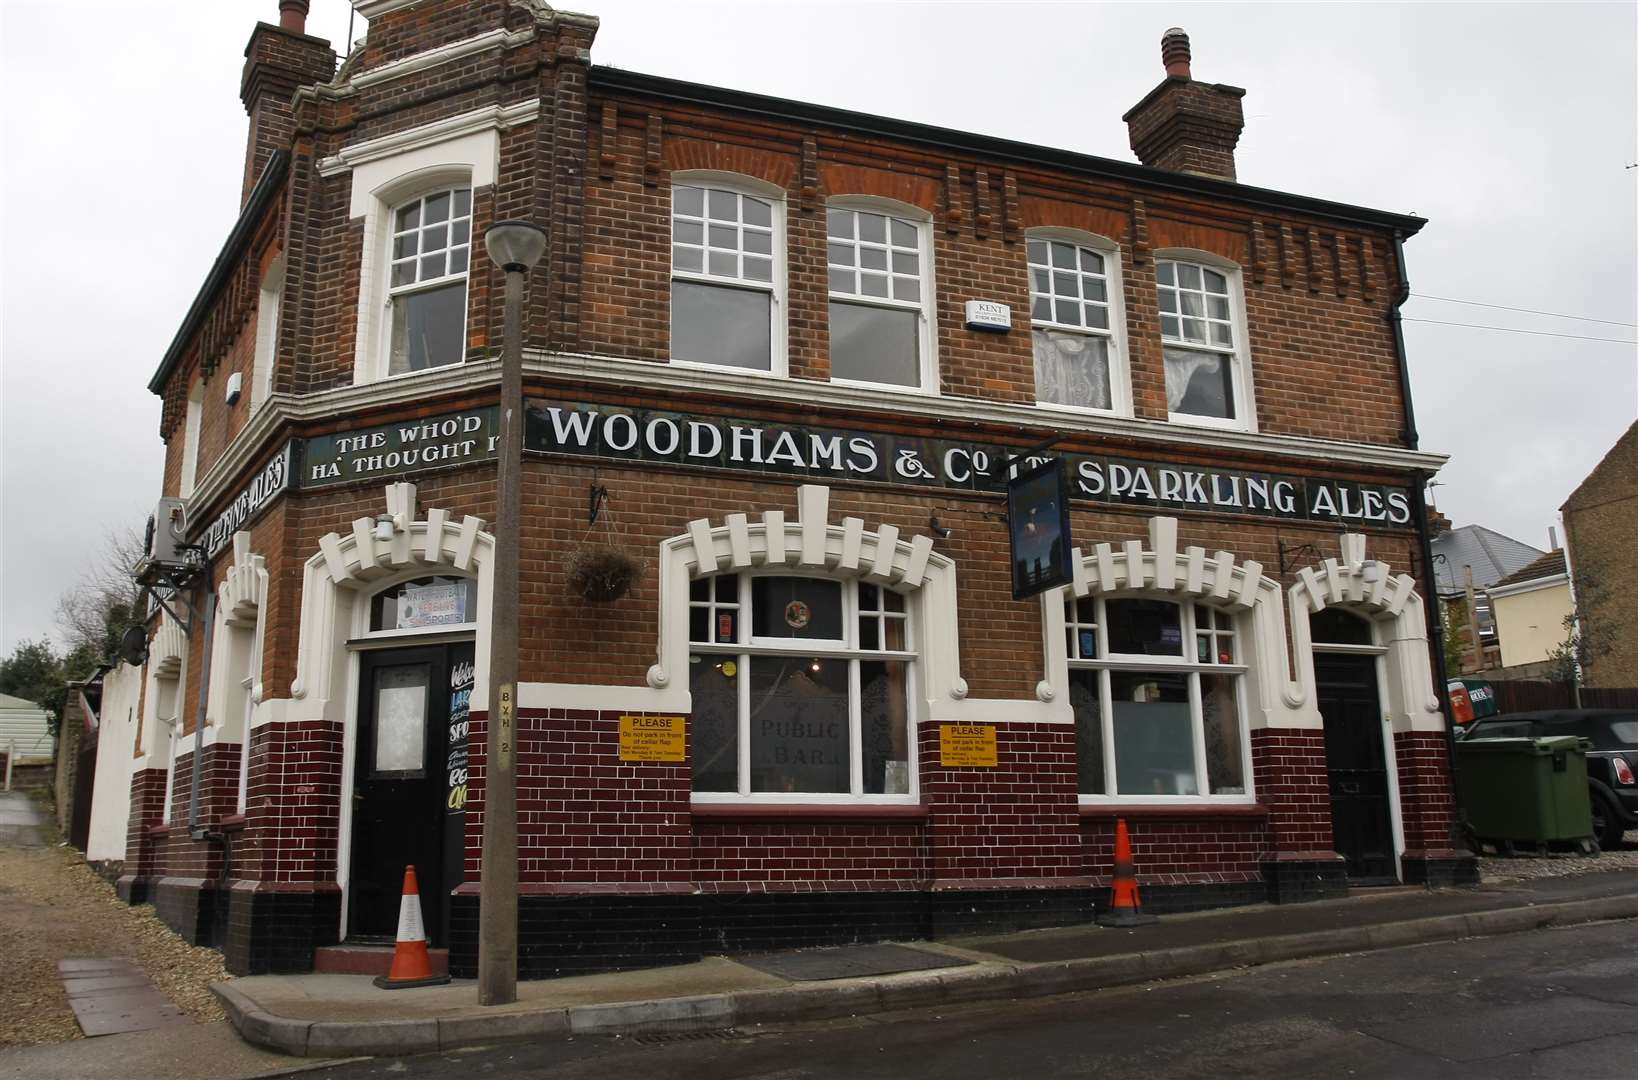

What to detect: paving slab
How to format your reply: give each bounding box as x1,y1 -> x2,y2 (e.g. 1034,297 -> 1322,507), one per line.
58,958 -> 191,1038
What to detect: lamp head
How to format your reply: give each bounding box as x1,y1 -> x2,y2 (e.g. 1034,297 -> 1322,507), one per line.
484,221 -> 548,273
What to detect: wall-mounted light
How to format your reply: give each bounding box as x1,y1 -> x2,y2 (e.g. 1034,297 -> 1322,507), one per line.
373,513 -> 396,542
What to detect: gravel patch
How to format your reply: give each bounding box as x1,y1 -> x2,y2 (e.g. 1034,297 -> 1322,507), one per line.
0,812 -> 231,1048
1479,829 -> 1638,883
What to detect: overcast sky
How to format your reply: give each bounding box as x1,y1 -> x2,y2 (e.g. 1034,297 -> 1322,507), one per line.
2,1 -> 1635,656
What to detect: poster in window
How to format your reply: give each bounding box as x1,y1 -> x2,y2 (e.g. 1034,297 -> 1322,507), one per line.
1007,458 -> 1074,599
446,657 -> 474,814
398,581 -> 465,629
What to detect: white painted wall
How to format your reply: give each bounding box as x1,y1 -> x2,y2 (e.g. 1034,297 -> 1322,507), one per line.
86,663 -> 143,862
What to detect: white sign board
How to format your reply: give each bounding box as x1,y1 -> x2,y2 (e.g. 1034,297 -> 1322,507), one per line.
964,300 -> 1012,332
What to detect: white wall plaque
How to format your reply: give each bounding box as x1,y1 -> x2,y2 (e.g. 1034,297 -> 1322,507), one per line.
964,300 -> 1012,332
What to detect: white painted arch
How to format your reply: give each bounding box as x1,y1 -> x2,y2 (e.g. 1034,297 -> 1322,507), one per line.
1286,532 -> 1443,734
650,484 -> 973,719
1038,515 -> 1304,730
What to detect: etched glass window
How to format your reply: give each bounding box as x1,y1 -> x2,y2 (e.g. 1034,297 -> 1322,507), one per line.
691,574 -> 915,799
372,664 -> 429,775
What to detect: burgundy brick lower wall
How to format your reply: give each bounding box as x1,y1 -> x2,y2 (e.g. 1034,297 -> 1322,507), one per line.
464,708 -> 694,888
1395,730 -> 1459,855
123,767 -> 168,881
919,722 -> 1087,887
1250,729 -> 1337,856
1080,812 -> 1268,887
237,720 -> 344,884
692,819 -> 928,893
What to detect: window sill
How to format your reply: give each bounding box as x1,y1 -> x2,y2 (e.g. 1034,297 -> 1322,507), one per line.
1078,803 -> 1267,820
690,803 -> 929,824
219,814 -> 247,832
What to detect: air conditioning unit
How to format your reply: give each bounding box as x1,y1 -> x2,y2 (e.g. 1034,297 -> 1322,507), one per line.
137,497 -> 193,576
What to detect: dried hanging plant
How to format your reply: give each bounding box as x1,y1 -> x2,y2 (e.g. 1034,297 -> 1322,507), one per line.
565,546 -> 642,603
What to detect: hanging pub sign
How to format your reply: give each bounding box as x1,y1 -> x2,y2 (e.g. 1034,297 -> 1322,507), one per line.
1007,458 -> 1073,599
524,399 -> 1419,529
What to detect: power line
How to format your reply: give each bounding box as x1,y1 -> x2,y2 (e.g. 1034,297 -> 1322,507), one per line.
1410,293 -> 1637,329
1399,317 -> 1637,345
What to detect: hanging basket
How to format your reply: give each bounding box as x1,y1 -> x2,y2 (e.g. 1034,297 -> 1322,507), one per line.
565,546 -> 643,603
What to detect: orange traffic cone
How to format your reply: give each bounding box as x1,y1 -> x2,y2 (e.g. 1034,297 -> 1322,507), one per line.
1096,818 -> 1158,928
373,865 -> 452,989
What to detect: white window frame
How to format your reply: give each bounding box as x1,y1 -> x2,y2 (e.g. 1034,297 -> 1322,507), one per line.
250,252 -> 285,412
378,185 -> 474,380
1067,594 -> 1255,805
688,570 -> 920,804
1027,228 -> 1131,418
179,380 -> 204,499
1154,249 -> 1255,433
357,572 -> 480,643
825,196 -> 938,395
669,171 -> 788,379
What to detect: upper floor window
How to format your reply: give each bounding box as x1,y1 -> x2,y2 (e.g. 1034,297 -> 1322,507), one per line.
827,204 -> 932,390
1156,258 -> 1248,428
1028,234 -> 1126,414
671,183 -> 781,372
1066,596 -> 1248,799
179,380 -> 204,498
387,187 -> 472,376
689,574 -> 914,799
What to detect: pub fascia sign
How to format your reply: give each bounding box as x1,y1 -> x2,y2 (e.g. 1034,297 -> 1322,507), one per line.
526,399 -> 1417,528
189,397 -> 1418,557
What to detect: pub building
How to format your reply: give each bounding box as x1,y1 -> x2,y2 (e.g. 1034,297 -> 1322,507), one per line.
116,0 -> 1474,978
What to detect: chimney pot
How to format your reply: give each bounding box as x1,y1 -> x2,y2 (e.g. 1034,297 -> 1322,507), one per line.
1162,28 -> 1192,78
279,0 -> 310,34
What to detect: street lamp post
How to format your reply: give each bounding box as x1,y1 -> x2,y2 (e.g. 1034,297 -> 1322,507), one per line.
478,220 -> 547,1006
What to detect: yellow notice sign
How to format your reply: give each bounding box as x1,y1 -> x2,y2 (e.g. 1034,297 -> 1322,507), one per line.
939,723 -> 998,767
618,714 -> 686,762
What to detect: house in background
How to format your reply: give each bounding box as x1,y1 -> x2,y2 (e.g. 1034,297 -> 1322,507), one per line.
1429,523 -> 1546,673
0,692 -> 55,781
1487,549 -> 1573,676
1561,420 -> 1638,687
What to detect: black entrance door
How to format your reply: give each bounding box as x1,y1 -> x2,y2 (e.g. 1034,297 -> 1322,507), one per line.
349,642 -> 473,946
1315,653 -> 1396,882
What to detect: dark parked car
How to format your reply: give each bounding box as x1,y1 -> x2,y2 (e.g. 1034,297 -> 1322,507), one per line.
1460,709 -> 1638,849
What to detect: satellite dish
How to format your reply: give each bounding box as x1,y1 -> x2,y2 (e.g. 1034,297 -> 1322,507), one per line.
117,626 -> 149,668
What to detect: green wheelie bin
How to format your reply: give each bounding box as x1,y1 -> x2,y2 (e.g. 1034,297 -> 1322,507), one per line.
1455,735 -> 1597,853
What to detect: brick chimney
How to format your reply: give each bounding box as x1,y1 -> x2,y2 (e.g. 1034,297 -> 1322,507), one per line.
240,1 -> 336,205
1122,29 -> 1246,181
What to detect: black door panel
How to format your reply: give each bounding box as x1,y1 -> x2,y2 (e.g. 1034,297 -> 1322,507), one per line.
1315,653 -> 1396,881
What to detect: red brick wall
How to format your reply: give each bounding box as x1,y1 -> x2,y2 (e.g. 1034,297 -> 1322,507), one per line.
235,719 -> 344,884
1250,729 -> 1337,856
918,722 -> 1087,886
1081,813 -> 1268,887
462,707 -> 694,888
1394,730 -> 1459,855
126,767 -> 168,878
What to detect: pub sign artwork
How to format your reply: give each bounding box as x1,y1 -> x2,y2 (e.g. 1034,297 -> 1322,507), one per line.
1007,458 -> 1074,599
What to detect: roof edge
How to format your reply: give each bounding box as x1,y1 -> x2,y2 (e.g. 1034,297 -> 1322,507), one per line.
590,67 -> 1427,237
148,151 -> 290,395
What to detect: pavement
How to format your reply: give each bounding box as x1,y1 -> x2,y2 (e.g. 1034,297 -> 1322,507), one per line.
0,789 -> 49,847
215,867 -> 1638,1060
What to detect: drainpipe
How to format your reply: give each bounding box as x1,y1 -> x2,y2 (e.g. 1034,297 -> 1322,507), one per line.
1392,230 -> 1463,849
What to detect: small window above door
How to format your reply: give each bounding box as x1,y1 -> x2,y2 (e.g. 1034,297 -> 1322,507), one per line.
370,576 -> 475,633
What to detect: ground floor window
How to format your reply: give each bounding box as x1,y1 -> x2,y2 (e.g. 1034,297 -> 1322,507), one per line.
689,574 -> 914,798
1067,596 -> 1249,798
